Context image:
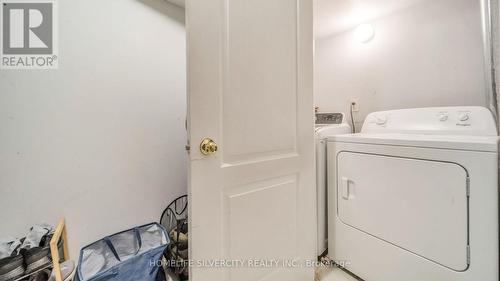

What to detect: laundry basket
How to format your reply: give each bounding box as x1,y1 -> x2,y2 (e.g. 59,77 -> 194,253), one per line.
75,223 -> 169,281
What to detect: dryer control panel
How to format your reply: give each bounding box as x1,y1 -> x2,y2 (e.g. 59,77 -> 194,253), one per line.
361,107 -> 497,136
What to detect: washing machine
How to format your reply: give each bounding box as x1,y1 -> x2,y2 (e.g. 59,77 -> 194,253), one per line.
327,106 -> 499,281
315,112 -> 351,257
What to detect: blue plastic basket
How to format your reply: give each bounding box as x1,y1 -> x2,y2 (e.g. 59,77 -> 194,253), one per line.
75,223 -> 169,281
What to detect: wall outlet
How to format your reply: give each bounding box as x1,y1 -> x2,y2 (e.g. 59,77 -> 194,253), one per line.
350,98 -> 360,112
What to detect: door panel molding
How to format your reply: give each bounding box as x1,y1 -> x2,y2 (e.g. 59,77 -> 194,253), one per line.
221,0 -> 300,164
223,175 -> 299,281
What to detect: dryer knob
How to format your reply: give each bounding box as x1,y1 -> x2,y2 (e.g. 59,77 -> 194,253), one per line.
438,113 -> 449,122
375,115 -> 387,125
458,113 -> 470,122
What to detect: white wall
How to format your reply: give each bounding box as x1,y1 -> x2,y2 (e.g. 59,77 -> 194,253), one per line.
0,0 -> 186,258
315,0 -> 487,130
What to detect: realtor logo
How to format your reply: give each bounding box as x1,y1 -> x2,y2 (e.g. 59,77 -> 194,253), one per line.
1,0 -> 58,69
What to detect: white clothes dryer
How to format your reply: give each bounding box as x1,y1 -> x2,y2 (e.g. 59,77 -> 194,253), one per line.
328,106 -> 498,281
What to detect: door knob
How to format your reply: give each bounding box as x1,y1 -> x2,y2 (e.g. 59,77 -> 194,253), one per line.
200,138 -> 218,155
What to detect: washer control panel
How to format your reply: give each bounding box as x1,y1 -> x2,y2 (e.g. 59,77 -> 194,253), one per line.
316,113 -> 344,125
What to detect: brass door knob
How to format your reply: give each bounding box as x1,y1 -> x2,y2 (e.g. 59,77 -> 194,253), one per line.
200,138 -> 218,155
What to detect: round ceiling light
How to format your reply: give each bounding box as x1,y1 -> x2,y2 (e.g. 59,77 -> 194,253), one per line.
354,24 -> 375,43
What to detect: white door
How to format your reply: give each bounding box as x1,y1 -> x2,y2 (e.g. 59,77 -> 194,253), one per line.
187,0 -> 315,280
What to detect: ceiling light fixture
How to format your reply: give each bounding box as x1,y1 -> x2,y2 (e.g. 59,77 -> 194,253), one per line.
354,24 -> 375,43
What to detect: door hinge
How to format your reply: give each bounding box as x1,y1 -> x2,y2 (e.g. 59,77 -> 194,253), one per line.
466,245 -> 471,264
185,144 -> 191,152
466,177 -> 470,197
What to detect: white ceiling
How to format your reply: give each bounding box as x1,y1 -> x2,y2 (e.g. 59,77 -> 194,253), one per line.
314,0 -> 425,39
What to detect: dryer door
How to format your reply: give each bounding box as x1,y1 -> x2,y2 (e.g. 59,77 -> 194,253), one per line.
337,152 -> 468,271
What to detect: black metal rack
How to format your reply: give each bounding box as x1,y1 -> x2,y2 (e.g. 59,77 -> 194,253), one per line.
160,195 -> 188,280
